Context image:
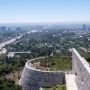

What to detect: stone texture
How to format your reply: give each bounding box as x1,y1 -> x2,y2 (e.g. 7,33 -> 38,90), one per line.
72,48 -> 90,90
20,48 -> 90,90
19,57 -> 65,90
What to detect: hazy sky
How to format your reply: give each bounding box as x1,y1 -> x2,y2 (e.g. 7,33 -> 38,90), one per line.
0,0 -> 90,23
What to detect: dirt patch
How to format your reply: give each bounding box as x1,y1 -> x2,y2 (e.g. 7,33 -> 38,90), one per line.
3,67 -> 23,84
32,61 -> 50,71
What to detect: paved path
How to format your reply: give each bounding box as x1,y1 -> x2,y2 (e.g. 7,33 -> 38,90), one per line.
65,74 -> 78,90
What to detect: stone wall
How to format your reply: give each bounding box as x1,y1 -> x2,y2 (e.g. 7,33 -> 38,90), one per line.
20,49 -> 90,90
72,48 -> 90,90
19,57 -> 65,90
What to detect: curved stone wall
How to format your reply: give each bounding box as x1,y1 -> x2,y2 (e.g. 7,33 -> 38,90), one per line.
19,57 -> 65,90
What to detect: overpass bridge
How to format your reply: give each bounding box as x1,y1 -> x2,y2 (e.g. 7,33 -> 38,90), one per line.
8,51 -> 31,57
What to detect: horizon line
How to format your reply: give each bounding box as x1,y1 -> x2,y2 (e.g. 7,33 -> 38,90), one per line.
0,21 -> 90,24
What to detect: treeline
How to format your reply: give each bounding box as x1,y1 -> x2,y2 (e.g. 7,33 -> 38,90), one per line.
0,53 -> 32,76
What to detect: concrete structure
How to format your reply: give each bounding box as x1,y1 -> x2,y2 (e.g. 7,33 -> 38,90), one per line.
72,48 -> 90,90
19,57 -> 65,90
20,48 -> 90,90
65,74 -> 78,90
66,48 -> 90,90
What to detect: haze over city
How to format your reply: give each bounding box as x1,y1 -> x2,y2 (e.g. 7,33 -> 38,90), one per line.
0,0 -> 90,23
0,0 -> 90,90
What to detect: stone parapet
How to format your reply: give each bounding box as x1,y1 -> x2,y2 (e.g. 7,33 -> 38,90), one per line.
72,48 -> 90,90
19,57 -> 65,90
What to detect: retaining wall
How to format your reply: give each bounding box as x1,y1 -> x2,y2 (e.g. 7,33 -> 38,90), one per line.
19,57 -> 65,90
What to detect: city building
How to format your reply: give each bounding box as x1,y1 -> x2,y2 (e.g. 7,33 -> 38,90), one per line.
83,24 -> 86,30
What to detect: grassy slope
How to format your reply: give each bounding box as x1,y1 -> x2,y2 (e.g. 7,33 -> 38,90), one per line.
42,84 -> 66,90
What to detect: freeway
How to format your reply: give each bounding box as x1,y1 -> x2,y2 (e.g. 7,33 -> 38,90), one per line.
0,30 -> 38,50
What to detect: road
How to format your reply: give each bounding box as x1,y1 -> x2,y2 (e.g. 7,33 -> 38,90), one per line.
0,30 -> 38,50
